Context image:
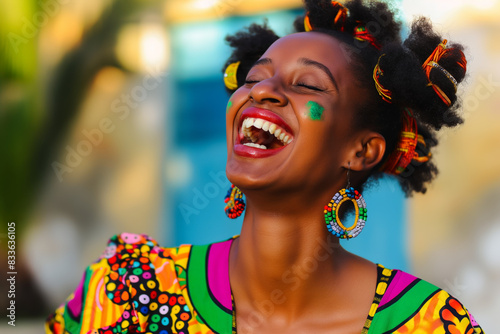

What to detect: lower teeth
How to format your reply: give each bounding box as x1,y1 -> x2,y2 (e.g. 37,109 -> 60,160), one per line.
243,143 -> 267,150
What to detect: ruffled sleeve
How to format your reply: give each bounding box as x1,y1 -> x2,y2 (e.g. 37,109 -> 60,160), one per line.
45,233 -> 173,334
440,294 -> 485,334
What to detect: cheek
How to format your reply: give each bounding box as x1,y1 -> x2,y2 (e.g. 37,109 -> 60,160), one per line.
305,101 -> 325,121
226,100 -> 233,114
225,88 -> 249,143
225,92 -> 238,128
225,88 -> 248,117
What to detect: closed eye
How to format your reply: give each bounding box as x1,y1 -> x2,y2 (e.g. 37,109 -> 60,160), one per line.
297,82 -> 324,92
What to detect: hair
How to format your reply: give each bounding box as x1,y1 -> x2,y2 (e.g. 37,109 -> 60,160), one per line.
222,0 -> 467,196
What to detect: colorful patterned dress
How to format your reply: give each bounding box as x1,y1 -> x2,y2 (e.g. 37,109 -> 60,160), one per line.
46,233 -> 484,334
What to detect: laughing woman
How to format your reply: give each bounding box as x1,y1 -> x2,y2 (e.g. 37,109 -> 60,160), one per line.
46,0 -> 484,333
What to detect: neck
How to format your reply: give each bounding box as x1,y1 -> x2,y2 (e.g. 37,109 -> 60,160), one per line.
229,196 -> 347,319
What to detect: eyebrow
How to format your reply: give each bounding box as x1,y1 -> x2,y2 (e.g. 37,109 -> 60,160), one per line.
298,57 -> 339,91
253,58 -> 272,66
252,57 -> 339,91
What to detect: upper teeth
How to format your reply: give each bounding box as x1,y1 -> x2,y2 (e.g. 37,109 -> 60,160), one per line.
242,118 -> 293,145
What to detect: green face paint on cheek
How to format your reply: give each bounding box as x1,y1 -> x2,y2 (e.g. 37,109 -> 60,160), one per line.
306,101 -> 325,120
226,100 -> 233,114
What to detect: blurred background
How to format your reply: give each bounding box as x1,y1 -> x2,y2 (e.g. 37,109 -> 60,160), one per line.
0,0 -> 498,332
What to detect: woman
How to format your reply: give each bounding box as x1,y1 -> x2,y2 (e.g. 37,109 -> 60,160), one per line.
46,0 -> 484,333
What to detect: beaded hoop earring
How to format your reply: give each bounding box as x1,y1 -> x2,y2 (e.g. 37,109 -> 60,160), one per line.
324,165 -> 367,239
224,184 -> 245,219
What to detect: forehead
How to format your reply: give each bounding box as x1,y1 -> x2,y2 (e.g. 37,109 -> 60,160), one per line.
261,32 -> 349,67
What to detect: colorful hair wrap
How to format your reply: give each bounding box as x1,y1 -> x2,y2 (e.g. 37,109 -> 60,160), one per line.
354,24 -> 381,50
304,2 -> 380,49
427,61 -> 458,90
422,39 -> 466,107
373,54 -> 392,103
224,61 -> 240,90
304,1 -> 348,32
381,109 -> 431,175
304,13 -> 313,32
330,1 -> 348,32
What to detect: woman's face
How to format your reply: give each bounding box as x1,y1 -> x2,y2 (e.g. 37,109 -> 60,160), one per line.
226,32 -> 371,197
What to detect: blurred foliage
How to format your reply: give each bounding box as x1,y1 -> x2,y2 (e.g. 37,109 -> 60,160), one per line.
0,0 -> 161,239
0,0 -> 162,318
0,0 -> 39,237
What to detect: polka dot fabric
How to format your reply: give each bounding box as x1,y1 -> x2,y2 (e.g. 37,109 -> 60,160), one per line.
101,234 -> 192,333
45,233 -> 225,334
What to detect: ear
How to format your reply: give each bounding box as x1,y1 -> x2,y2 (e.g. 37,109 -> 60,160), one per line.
345,131 -> 386,172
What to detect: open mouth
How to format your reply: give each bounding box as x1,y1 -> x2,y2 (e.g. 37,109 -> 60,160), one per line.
239,117 -> 293,150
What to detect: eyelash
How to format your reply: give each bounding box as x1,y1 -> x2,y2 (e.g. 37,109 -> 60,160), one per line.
296,82 -> 323,91
244,79 -> 323,92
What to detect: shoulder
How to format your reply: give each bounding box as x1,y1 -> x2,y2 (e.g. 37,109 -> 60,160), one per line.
46,233 -> 237,334
88,232 -> 237,281
93,232 -> 191,267
46,232 -> 187,333
369,265 -> 484,334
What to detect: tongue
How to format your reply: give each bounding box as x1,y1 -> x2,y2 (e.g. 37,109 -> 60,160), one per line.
254,127 -> 283,149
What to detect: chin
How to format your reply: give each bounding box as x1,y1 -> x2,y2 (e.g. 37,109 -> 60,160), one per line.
225,157 -> 279,192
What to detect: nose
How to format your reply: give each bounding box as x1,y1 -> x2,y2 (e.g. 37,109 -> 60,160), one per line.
249,76 -> 287,107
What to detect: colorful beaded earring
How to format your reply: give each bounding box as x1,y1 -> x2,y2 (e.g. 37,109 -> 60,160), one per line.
324,164 -> 367,239
224,184 -> 245,219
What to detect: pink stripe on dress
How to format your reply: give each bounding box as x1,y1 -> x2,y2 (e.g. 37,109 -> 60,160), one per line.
379,270 -> 418,308
67,271 -> 86,316
207,239 -> 233,312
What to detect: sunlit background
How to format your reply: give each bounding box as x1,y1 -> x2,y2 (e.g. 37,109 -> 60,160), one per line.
0,0 -> 499,332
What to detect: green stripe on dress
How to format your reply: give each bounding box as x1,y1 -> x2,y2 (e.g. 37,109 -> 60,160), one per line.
368,279 -> 440,333
187,244 -> 232,334
64,267 -> 93,334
